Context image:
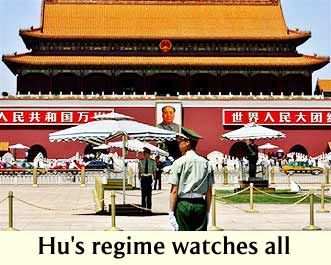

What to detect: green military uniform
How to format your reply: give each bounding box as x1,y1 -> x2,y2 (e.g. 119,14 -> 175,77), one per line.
138,155 -> 156,210
168,127 -> 215,231
138,157 -> 157,176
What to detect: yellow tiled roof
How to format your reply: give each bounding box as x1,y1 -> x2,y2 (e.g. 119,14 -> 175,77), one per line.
317,80 -> 331,93
4,54 -> 330,67
19,0 -> 310,40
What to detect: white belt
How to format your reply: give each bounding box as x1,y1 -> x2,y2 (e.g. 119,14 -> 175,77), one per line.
141,174 -> 153,177
180,193 -> 203,199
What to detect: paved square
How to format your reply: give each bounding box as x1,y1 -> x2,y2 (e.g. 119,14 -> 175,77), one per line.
0,184 -> 330,231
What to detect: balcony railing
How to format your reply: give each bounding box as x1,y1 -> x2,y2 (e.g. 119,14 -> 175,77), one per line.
0,90 -> 328,100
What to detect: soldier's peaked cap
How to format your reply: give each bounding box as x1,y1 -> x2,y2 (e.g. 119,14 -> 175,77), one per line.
177,127 -> 204,141
143,147 -> 151,153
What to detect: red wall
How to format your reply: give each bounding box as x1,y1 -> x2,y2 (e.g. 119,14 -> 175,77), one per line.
0,107 -> 329,158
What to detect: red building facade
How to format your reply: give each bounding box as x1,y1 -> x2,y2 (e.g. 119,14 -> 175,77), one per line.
0,98 -> 330,159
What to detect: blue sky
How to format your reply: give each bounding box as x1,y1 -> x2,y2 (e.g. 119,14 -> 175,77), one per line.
0,0 -> 330,94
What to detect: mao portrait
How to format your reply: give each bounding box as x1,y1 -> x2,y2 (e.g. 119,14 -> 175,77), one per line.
156,103 -> 182,133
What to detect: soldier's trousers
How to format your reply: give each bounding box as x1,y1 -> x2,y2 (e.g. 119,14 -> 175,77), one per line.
248,161 -> 257,180
140,176 -> 153,210
175,198 -> 208,231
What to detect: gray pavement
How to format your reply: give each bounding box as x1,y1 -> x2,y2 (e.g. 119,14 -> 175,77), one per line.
0,184 -> 331,231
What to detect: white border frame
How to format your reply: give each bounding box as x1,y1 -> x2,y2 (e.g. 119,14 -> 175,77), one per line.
222,108 -> 331,126
155,102 -> 182,132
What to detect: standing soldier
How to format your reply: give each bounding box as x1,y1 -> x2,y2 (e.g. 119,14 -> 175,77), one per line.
138,148 -> 156,212
168,127 -> 214,231
154,155 -> 163,190
246,139 -> 258,181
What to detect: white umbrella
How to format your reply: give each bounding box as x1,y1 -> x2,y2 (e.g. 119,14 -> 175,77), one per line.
9,143 -> 29,160
207,151 -> 224,161
258,143 -> 279,150
9,143 -> 29,150
93,144 -> 111,150
221,123 -> 286,140
108,139 -> 169,157
49,112 -> 175,204
49,114 -> 175,145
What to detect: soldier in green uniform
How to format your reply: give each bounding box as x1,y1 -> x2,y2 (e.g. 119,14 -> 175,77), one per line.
138,148 -> 156,211
168,127 -> 214,231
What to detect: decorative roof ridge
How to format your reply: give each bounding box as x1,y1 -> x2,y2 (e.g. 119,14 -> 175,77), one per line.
302,54 -> 330,60
2,52 -> 32,60
44,0 -> 280,6
20,28 -> 42,33
288,29 -> 311,36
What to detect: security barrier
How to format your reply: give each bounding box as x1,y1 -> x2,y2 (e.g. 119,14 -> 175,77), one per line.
325,167 -> 330,184
0,182 -> 330,231
270,166 -> 275,185
245,183 -> 258,213
223,167 -> 229,186
105,191 -> 121,231
94,177 -> 104,212
210,188 -> 223,231
0,168 -> 108,185
214,166 -> 330,186
302,191 -> 321,231
213,183 -> 323,231
7,191 -> 17,231
1,167 -> 329,187
80,167 -> 86,187
31,168 -> 38,187
316,184 -> 330,213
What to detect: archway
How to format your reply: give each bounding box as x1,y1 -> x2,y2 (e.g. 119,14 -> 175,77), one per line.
221,74 -> 249,95
251,74 -> 278,95
148,73 -> 184,96
53,73 -> 80,95
18,73 -> 50,94
116,73 -> 144,95
283,74 -> 310,95
27,144 -> 47,162
289,145 -> 308,155
229,142 -> 249,158
190,73 -> 217,95
83,73 -> 110,95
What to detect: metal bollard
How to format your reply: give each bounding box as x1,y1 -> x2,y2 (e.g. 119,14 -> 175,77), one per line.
105,191 -> 121,231
223,167 -> 229,186
32,168 -> 38,188
325,167 -> 330,184
317,184 -> 329,213
287,173 -> 291,190
128,168 -> 134,186
210,188 -> 223,231
303,191 -> 321,231
270,166 -> 275,185
7,191 -> 17,231
80,167 -> 86,187
245,183 -> 258,213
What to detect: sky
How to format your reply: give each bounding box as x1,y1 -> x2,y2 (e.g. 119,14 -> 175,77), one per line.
0,0 -> 330,95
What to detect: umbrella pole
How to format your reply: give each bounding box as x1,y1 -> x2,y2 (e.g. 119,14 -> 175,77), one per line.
122,135 -> 128,205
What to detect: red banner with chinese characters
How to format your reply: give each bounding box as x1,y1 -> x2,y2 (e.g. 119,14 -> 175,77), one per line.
0,108 -> 114,125
223,109 -> 331,126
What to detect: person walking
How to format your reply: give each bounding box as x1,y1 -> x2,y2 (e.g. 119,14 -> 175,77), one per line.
168,127 -> 214,231
154,155 -> 163,190
138,148 -> 156,211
